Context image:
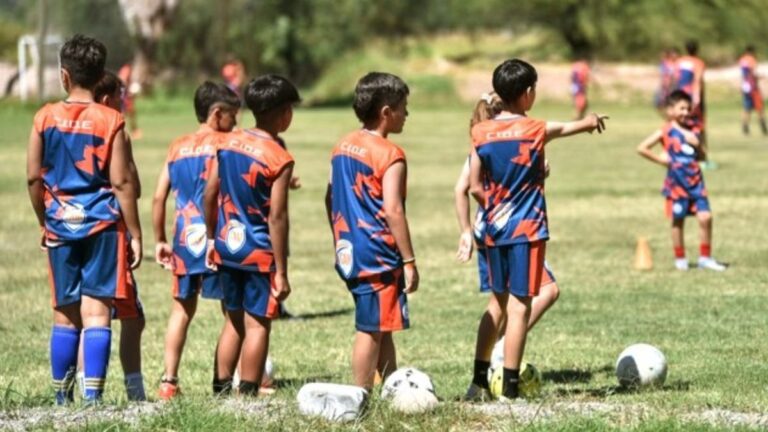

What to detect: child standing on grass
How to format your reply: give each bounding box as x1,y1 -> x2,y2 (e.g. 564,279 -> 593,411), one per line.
637,90 -> 727,272
456,91 -> 560,401
204,75 -> 298,396
152,81 -> 241,399
467,59 -> 607,400
27,34 -> 142,404
325,72 -> 418,390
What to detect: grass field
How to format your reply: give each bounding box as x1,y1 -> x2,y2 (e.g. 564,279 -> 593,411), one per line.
1,97 -> 767,431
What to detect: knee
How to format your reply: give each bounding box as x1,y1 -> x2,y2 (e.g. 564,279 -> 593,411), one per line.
548,283 -> 561,303
506,296 -> 531,315
699,212 -> 712,224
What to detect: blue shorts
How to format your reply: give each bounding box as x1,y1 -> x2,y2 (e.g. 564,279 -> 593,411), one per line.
346,269 -> 410,333
113,269 -> 144,320
47,225 -> 127,308
478,248 -> 556,293
666,196 -> 710,220
172,273 -> 223,300
219,266 -> 278,319
483,241 -> 546,298
743,91 -> 763,111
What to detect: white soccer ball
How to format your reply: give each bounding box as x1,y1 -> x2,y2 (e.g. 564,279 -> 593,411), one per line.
615,343 -> 667,387
231,356 -> 276,388
381,367 -> 436,400
390,387 -> 439,413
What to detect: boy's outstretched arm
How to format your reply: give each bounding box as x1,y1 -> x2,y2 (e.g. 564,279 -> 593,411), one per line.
382,161 -> 419,294
151,163 -> 172,269
636,129 -> 668,167
26,127 -> 46,248
468,148 -> 485,207
203,157 -> 220,270
110,129 -> 143,269
454,159 -> 474,262
269,162 -> 294,302
546,113 -> 609,141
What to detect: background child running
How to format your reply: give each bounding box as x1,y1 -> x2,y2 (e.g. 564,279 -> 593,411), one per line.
738,45 -> 767,136
468,59 -> 607,400
27,34 -> 142,404
204,74 -> 297,397
457,91 -> 560,401
636,90 -> 727,272
325,72 -> 418,391
152,81 -> 241,399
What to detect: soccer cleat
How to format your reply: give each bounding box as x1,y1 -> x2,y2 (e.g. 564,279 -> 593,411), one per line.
158,378 -> 181,400
463,382 -> 492,402
698,257 -> 727,272
674,259 -> 689,271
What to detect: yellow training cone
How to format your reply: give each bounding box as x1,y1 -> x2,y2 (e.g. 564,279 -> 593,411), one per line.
634,236 -> 653,270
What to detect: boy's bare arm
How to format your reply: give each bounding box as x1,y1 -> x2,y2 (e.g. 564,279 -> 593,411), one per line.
151,164 -> 172,268
546,113 -> 609,141
269,162 -> 294,301
110,128 -> 142,269
468,148 -> 485,207
454,159 -> 474,262
26,127 -> 46,229
636,129 -> 668,167
203,157 -> 220,270
383,161 -> 419,293
126,135 -> 141,198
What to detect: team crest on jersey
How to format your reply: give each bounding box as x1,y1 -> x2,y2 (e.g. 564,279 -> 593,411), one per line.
681,144 -> 695,156
490,202 -> 513,230
184,223 -> 207,257
672,203 -> 684,216
336,239 -> 354,278
225,220 -> 246,254
401,302 -> 409,321
60,202 -> 86,232
473,211 -> 486,240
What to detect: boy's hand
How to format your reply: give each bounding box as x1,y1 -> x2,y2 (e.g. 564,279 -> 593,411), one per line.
456,230 -> 474,262
590,113 -> 609,133
289,176 -> 302,190
404,262 -> 419,294
129,237 -> 142,270
39,226 -> 47,251
544,159 -> 551,179
155,242 -> 173,270
272,272 -> 291,301
205,239 -> 218,271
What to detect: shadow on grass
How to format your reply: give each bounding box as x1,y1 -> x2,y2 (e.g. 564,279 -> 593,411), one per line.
287,308 -> 354,321
542,365 -> 611,384
554,380 -> 691,397
273,375 -> 337,389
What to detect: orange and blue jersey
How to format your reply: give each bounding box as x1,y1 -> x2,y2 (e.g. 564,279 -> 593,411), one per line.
471,115 -> 548,246
329,130 -> 406,285
739,54 -> 763,111
33,101 -> 125,241
166,124 -> 222,275
212,128 -> 294,272
571,61 -> 589,96
661,123 -> 707,201
675,55 -> 705,101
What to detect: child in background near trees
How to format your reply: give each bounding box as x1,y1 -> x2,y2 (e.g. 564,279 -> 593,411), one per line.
456,91 -> 561,401
118,63 -> 142,140
636,90 -> 727,272
204,75 -> 298,396
325,72 -> 418,391
152,81 -> 241,400
467,59 -> 608,400
571,57 -> 591,120
27,34 -> 142,404
738,45 -> 767,136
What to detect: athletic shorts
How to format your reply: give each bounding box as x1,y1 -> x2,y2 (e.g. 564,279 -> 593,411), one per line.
483,241 -> 546,297
47,224 -> 128,308
478,248 -> 555,293
172,272 -> 223,300
346,269 -> 410,333
666,196 -> 710,220
219,266 -> 279,319
743,91 -> 764,112
112,269 -> 144,320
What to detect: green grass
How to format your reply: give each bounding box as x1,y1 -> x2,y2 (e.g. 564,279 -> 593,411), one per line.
1,97 -> 767,431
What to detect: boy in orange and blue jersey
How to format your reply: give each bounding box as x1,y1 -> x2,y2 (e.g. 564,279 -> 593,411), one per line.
325,72 -> 419,390
152,81 -> 241,399
27,34 -> 142,404
204,74 -> 298,396
467,59 -> 607,400
637,90 -> 727,272
675,40 -> 710,164
738,45 -> 767,135
571,58 -> 590,120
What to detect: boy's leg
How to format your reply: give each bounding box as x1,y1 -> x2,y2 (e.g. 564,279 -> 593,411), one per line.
81,295 -> 112,402
51,304 -> 82,405
377,332 -> 397,380
502,294 -> 532,399
120,317 -> 146,401
353,330 -> 383,390
162,295 -> 198,382
238,312 -> 271,396
528,282 -> 560,331
671,211 -> 687,270
696,210 -> 726,271
214,307 -> 244,395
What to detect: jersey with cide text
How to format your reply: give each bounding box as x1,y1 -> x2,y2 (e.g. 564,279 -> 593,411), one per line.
661,123 -> 707,200
471,115 -> 548,246
330,130 -> 406,283
33,101 -> 125,241
213,128 -> 293,272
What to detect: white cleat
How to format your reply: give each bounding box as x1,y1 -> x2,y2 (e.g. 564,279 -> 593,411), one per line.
463,383 -> 492,402
698,257 -> 727,272
674,258 -> 689,271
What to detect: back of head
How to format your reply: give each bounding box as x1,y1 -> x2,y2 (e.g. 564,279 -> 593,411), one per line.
492,59 -> 537,105
745,45 -> 756,54
470,92 -> 503,131
93,70 -> 123,103
244,74 -> 300,117
353,72 -> 409,123
685,40 -> 699,56
666,89 -> 692,107
59,34 -> 107,89
194,81 -> 241,123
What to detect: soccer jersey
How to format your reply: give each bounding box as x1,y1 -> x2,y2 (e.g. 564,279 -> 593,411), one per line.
212,128 -> 294,272
471,115 -> 548,246
166,124 -> 221,275
661,123 -> 707,200
33,101 -> 125,241
675,56 -> 705,101
330,130 -> 406,282
739,54 -> 759,94
571,61 -> 590,96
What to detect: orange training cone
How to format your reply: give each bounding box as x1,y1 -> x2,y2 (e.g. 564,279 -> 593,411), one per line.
634,236 -> 653,270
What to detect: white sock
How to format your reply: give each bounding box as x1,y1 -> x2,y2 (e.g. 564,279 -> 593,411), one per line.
124,372 -> 146,401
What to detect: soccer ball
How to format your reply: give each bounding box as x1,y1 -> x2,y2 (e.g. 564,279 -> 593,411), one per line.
490,336 -> 505,368
615,343 -> 667,388
231,356 -> 276,388
381,367 -> 436,400
390,387 -> 439,413
489,362 -> 543,399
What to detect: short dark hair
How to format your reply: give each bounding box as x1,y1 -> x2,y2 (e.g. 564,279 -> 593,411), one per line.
244,74 -> 300,116
353,72 -> 409,123
59,34 -> 107,89
685,40 -> 699,55
492,59 -> 537,104
193,81 -> 241,123
92,70 -> 123,102
666,89 -> 692,106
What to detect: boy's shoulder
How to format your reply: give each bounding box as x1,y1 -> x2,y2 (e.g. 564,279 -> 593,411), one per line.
35,101 -> 123,136
334,130 -> 404,167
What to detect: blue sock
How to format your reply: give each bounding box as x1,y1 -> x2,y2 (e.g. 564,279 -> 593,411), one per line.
50,326 -> 80,405
83,327 -> 112,402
